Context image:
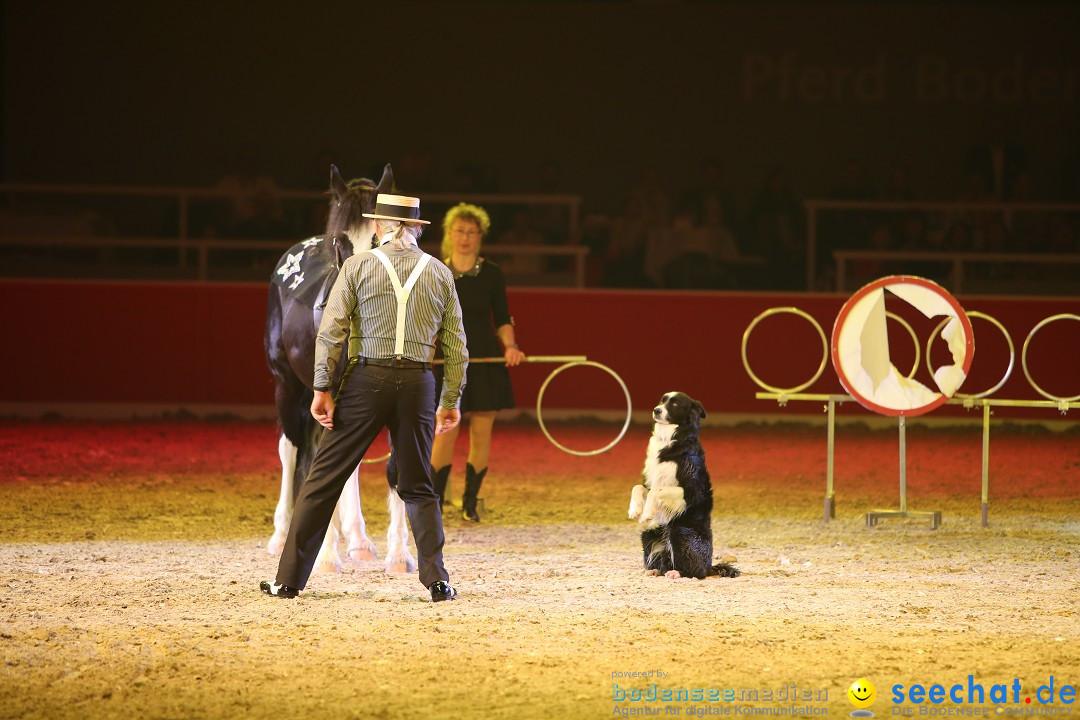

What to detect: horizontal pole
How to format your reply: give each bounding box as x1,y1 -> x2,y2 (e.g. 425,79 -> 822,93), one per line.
756,392 -> 855,403
756,392 -> 1077,412
434,355 -> 587,365
948,398 -> 1079,410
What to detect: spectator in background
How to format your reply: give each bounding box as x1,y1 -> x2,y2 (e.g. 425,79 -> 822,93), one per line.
978,218 -> 1013,282
214,146 -> 286,238
948,169 -> 997,255
1046,215 -> 1077,253
302,148 -> 340,232
881,164 -> 923,259
1009,171 -> 1049,254
848,224 -> 896,287
943,219 -> 974,252
681,159 -> 736,242
528,160 -> 574,272
603,197 -> 652,288
965,117 -> 1027,200
627,167 -> 671,232
529,159 -> 569,238
494,209 -> 546,276
898,212 -> 929,253
681,158 -> 739,271
819,158 -> 876,288
744,165 -> 805,290
883,165 -> 918,202
398,149 -> 441,192
1061,148 -> 1080,202
658,202 -> 723,290
631,167 -> 676,287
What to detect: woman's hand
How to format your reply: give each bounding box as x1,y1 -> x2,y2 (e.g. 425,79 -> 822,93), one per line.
311,391 -> 335,430
504,345 -> 525,367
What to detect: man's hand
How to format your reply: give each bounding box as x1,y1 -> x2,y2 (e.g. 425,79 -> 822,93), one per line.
311,391 -> 335,430
435,406 -> 460,435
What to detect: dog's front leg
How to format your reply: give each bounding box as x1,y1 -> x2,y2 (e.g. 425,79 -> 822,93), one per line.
639,486 -> 686,530
628,484 -> 647,520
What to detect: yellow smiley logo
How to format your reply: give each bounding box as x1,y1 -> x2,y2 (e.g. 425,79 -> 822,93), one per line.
848,678 -> 877,709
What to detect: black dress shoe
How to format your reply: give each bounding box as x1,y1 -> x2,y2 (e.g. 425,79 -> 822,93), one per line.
260,580 -> 299,598
428,580 -> 457,602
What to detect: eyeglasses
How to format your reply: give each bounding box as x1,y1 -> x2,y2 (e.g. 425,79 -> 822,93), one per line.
451,229 -> 482,238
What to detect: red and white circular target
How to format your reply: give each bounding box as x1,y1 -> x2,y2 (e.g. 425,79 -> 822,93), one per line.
831,276 -> 974,417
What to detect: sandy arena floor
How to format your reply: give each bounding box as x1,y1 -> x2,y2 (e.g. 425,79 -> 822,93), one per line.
1,419 -> 1078,720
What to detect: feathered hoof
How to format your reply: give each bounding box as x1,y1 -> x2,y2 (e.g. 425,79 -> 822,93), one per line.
348,546 -> 378,562
664,570 -> 683,579
386,557 -> 417,574
314,556 -> 344,575
266,531 -> 287,556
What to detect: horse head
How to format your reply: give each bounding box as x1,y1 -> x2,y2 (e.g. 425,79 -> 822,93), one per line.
327,163 -> 394,266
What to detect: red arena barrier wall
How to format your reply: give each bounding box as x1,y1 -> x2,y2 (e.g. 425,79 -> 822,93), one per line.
2,279 -> 1078,420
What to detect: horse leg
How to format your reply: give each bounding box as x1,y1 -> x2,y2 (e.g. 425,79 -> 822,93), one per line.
313,501 -> 345,575
338,463 -> 378,561
267,434 -> 296,555
385,488 -> 416,574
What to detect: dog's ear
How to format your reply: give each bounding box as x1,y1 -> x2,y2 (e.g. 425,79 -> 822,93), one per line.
692,400 -> 706,421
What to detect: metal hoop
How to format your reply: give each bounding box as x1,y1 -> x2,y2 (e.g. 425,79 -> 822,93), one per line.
927,311 -> 1014,399
536,361 -> 632,456
360,430 -> 392,464
1022,313 -> 1080,403
741,307 -> 828,394
885,311 -> 920,379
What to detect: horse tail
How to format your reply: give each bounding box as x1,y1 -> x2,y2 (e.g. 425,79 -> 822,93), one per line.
294,408 -> 321,493
265,284 -> 307,449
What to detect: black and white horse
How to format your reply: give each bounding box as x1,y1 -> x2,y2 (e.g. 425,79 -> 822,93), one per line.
264,164 -> 414,574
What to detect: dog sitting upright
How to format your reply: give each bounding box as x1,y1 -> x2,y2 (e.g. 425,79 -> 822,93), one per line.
628,392 -> 740,580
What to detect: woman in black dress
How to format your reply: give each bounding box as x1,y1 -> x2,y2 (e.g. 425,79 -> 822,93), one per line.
431,203 -> 525,521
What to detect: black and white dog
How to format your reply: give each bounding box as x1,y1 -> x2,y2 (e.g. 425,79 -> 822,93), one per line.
628,392 -> 741,580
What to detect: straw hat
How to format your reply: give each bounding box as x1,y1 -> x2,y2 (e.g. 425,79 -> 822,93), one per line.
362,193 -> 430,224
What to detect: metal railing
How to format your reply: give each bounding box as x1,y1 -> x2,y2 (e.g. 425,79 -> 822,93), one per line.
804,199 -> 1080,291
833,250 -> 1080,294
0,182 -> 585,286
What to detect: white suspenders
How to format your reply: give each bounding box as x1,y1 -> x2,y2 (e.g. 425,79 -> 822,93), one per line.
369,248 -> 432,356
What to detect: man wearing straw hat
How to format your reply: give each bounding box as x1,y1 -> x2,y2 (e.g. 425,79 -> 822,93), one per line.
261,192 -> 469,602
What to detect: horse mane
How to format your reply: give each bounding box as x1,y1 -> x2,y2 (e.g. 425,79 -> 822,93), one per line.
325,163 -> 394,248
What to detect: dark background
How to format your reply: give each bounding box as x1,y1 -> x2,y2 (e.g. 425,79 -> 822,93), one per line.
5,1 -> 1079,214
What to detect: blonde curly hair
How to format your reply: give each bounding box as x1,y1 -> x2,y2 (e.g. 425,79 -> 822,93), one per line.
441,202 -> 491,260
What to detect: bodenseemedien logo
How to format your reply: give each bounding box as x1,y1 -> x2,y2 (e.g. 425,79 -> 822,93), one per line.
848,678 -> 877,717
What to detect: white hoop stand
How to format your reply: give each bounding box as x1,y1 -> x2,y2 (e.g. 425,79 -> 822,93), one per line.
743,301 -> 1080,530
433,355 -> 633,457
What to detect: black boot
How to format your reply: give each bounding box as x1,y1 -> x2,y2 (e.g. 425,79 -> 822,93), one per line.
462,463 -> 487,522
431,464 -> 451,508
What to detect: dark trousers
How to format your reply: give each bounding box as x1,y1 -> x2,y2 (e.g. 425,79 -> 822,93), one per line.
276,361 -> 447,589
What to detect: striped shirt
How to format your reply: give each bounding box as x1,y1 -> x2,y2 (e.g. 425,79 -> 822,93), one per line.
313,242 -> 469,409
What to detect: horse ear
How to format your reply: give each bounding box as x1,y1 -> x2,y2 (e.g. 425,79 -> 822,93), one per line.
330,164 -> 348,200
376,163 -> 395,194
